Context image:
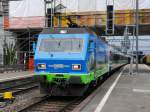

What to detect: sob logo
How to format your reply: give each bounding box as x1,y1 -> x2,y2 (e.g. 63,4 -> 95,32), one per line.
49,64 -> 70,69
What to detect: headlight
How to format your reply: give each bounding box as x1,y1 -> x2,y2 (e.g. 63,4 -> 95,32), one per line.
72,64 -> 81,70
38,64 -> 46,69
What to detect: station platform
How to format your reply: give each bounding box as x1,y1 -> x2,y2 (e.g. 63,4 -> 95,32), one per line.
0,71 -> 34,82
77,64 -> 150,112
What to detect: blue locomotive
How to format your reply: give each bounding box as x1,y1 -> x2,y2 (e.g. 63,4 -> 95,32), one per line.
34,28 -> 128,96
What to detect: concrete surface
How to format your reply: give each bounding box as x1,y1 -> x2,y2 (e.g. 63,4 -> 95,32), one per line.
81,64 -> 150,112
0,71 -> 34,82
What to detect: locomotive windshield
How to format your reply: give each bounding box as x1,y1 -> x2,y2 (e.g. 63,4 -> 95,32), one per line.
39,38 -> 83,53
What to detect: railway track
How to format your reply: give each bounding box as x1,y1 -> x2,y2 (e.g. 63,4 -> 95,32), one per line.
0,89 -> 45,112
20,97 -> 83,112
0,76 -> 41,111
18,67 -> 123,112
1,82 -> 38,96
0,66 -> 124,112
0,76 -> 37,91
18,75 -> 109,112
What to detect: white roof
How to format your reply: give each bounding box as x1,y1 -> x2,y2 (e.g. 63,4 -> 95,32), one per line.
9,0 -> 150,17
9,0 -> 45,17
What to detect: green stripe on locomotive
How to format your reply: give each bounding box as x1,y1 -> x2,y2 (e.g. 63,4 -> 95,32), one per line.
36,64 -> 108,85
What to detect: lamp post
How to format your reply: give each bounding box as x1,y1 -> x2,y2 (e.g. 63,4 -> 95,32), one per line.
135,0 -> 139,74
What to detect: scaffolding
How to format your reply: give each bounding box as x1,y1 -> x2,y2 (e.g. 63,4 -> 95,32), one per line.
0,0 -> 39,72
0,0 -> 150,72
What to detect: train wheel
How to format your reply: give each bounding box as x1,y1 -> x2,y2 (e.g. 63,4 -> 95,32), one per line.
39,82 -> 48,95
90,79 -> 98,87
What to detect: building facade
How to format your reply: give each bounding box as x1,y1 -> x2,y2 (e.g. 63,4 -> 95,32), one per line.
4,0 -> 150,29
0,0 -> 16,65
0,16 -> 4,65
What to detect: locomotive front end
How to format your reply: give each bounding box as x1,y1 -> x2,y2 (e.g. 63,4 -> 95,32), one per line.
34,28 -> 92,96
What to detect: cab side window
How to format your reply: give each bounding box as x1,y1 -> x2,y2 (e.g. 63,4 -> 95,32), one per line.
88,40 -> 94,52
